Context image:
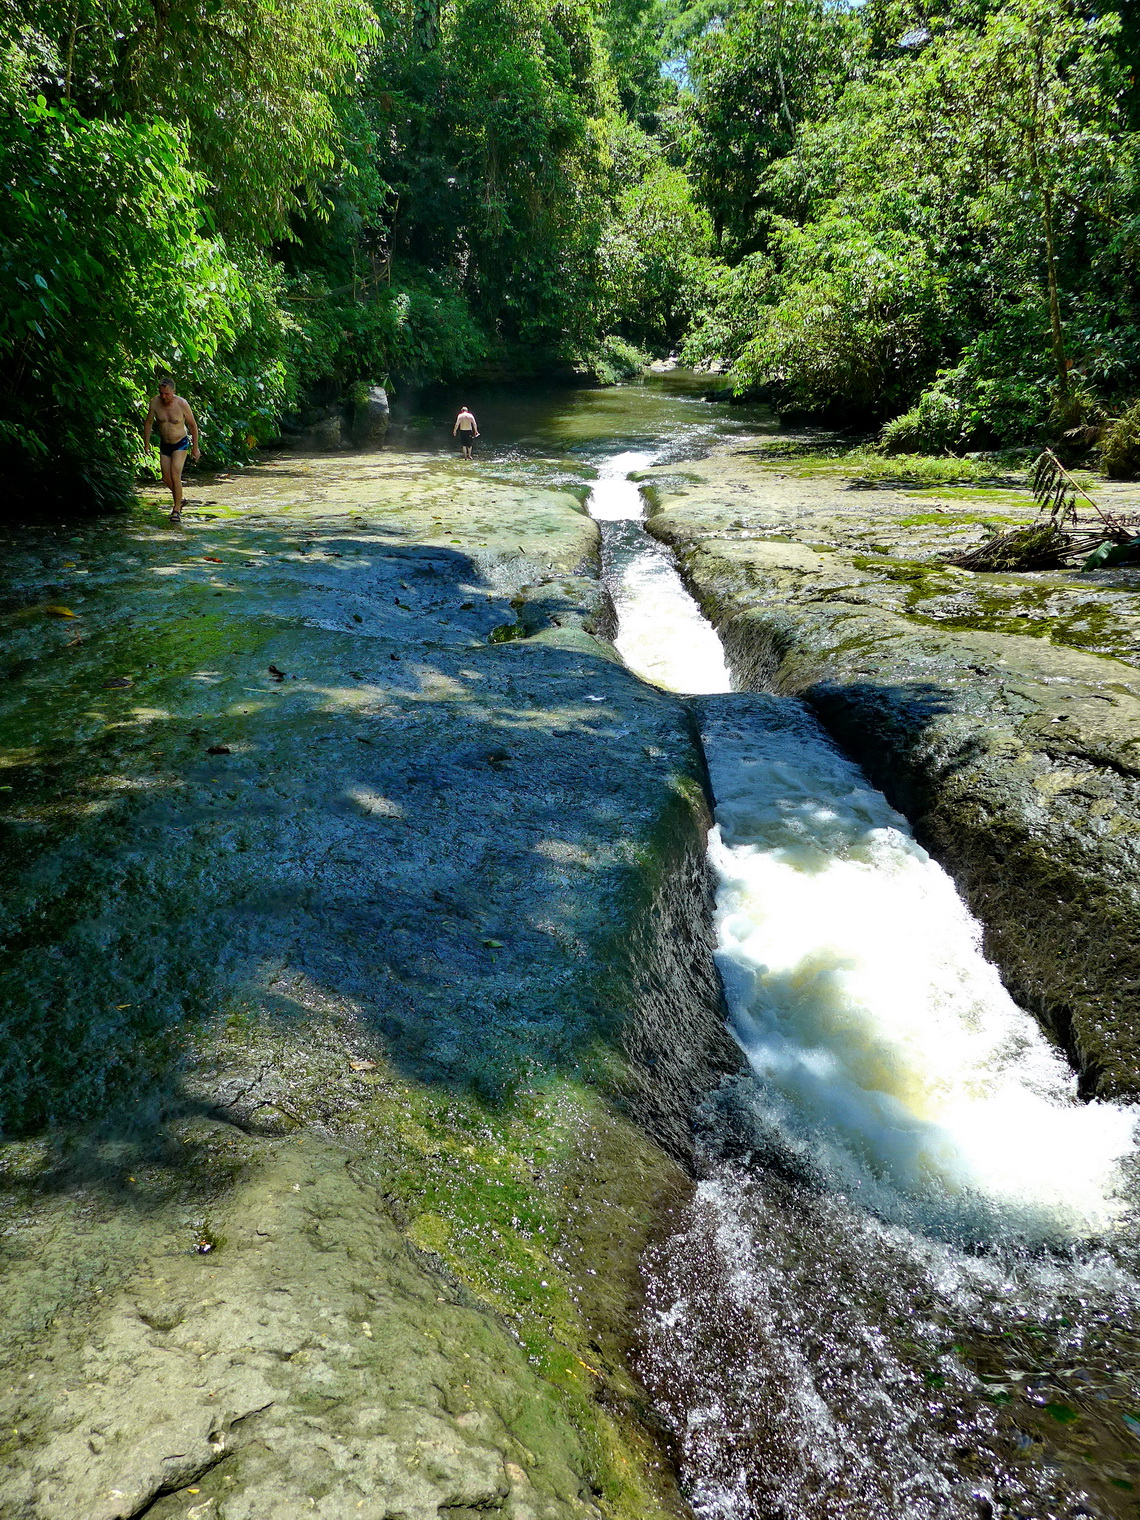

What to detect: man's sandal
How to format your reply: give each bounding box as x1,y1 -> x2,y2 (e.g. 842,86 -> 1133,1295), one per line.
168,511 -> 182,525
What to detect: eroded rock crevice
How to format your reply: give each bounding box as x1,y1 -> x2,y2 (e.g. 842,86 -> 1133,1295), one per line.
644,449 -> 1140,1099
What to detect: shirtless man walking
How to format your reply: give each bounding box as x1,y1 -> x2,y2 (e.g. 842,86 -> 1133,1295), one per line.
452,406 -> 479,460
144,377 -> 200,523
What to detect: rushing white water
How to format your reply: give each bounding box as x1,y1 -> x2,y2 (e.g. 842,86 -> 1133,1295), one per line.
704,703 -> 1135,1239
640,1157 -> 1140,1520
588,454 -> 1136,1239
586,449 -> 656,522
594,450 -> 733,695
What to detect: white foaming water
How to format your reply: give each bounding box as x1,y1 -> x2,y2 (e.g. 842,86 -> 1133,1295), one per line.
641,1158 -> 1140,1519
591,451 -> 733,695
587,449 -> 655,521
588,454 -> 1136,1237
705,706 -> 1135,1236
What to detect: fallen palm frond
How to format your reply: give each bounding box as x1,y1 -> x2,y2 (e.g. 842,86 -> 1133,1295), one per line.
947,449 -> 1140,571
947,521 -> 1073,572
1029,449 -> 1137,538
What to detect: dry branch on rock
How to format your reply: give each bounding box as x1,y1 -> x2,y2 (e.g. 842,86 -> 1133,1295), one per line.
947,449 -> 1140,571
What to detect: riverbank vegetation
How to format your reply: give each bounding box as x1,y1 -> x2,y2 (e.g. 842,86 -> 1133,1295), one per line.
678,0 -> 1140,462
4,0 -> 1140,505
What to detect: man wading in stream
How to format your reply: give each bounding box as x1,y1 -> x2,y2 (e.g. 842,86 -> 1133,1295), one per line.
453,405 -> 479,459
144,376 -> 201,523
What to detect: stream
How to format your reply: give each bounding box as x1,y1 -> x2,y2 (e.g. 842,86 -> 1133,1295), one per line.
3,374 -> 1140,1517
584,422 -> 1140,1519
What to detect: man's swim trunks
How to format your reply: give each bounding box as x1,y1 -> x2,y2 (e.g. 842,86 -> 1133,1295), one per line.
160,435 -> 191,458
458,430 -> 475,448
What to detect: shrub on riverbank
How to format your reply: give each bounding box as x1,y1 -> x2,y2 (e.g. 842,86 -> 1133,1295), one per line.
880,393 -> 967,456
585,335 -> 651,384
1101,401 -> 1140,479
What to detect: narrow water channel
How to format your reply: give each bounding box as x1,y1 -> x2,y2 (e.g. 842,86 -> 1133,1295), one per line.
587,441 -> 1140,1519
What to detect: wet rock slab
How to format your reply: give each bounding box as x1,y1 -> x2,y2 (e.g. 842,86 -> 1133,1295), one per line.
0,451 -> 738,1518
643,445 -> 1140,1099
8,1134 -> 607,1520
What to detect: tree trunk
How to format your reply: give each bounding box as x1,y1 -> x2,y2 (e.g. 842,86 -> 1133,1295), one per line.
1027,38 -> 1070,403
773,0 -> 796,137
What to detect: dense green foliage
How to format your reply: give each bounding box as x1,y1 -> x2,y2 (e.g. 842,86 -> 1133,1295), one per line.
2,0 -> 374,502
1,0 -> 681,504
6,0 -> 1140,503
675,0 -> 1140,450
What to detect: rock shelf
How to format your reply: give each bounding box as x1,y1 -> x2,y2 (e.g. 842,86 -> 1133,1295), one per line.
0,448 -> 738,1520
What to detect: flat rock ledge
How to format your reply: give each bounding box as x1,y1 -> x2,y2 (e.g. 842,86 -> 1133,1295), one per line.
0,452 -> 740,1520
644,445 -> 1140,1100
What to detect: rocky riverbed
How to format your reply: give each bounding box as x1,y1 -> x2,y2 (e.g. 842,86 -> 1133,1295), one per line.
642,439 -> 1140,1100
0,434 -> 740,1520
6,379 -> 1140,1520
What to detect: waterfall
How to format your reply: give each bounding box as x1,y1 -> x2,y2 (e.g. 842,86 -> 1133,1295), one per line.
589,448 -> 1140,1519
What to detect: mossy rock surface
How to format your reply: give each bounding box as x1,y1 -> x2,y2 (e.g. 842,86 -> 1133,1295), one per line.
0,449 -> 739,1518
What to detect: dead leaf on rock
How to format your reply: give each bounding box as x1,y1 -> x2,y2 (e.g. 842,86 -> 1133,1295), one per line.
45,605 -> 76,618
349,1059 -> 378,1072
102,676 -> 132,689
206,744 -> 231,755
482,938 -> 504,949
203,556 -> 223,563
268,664 -> 286,680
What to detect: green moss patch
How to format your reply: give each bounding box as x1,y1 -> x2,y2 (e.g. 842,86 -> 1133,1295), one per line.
897,509 -> 1024,527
